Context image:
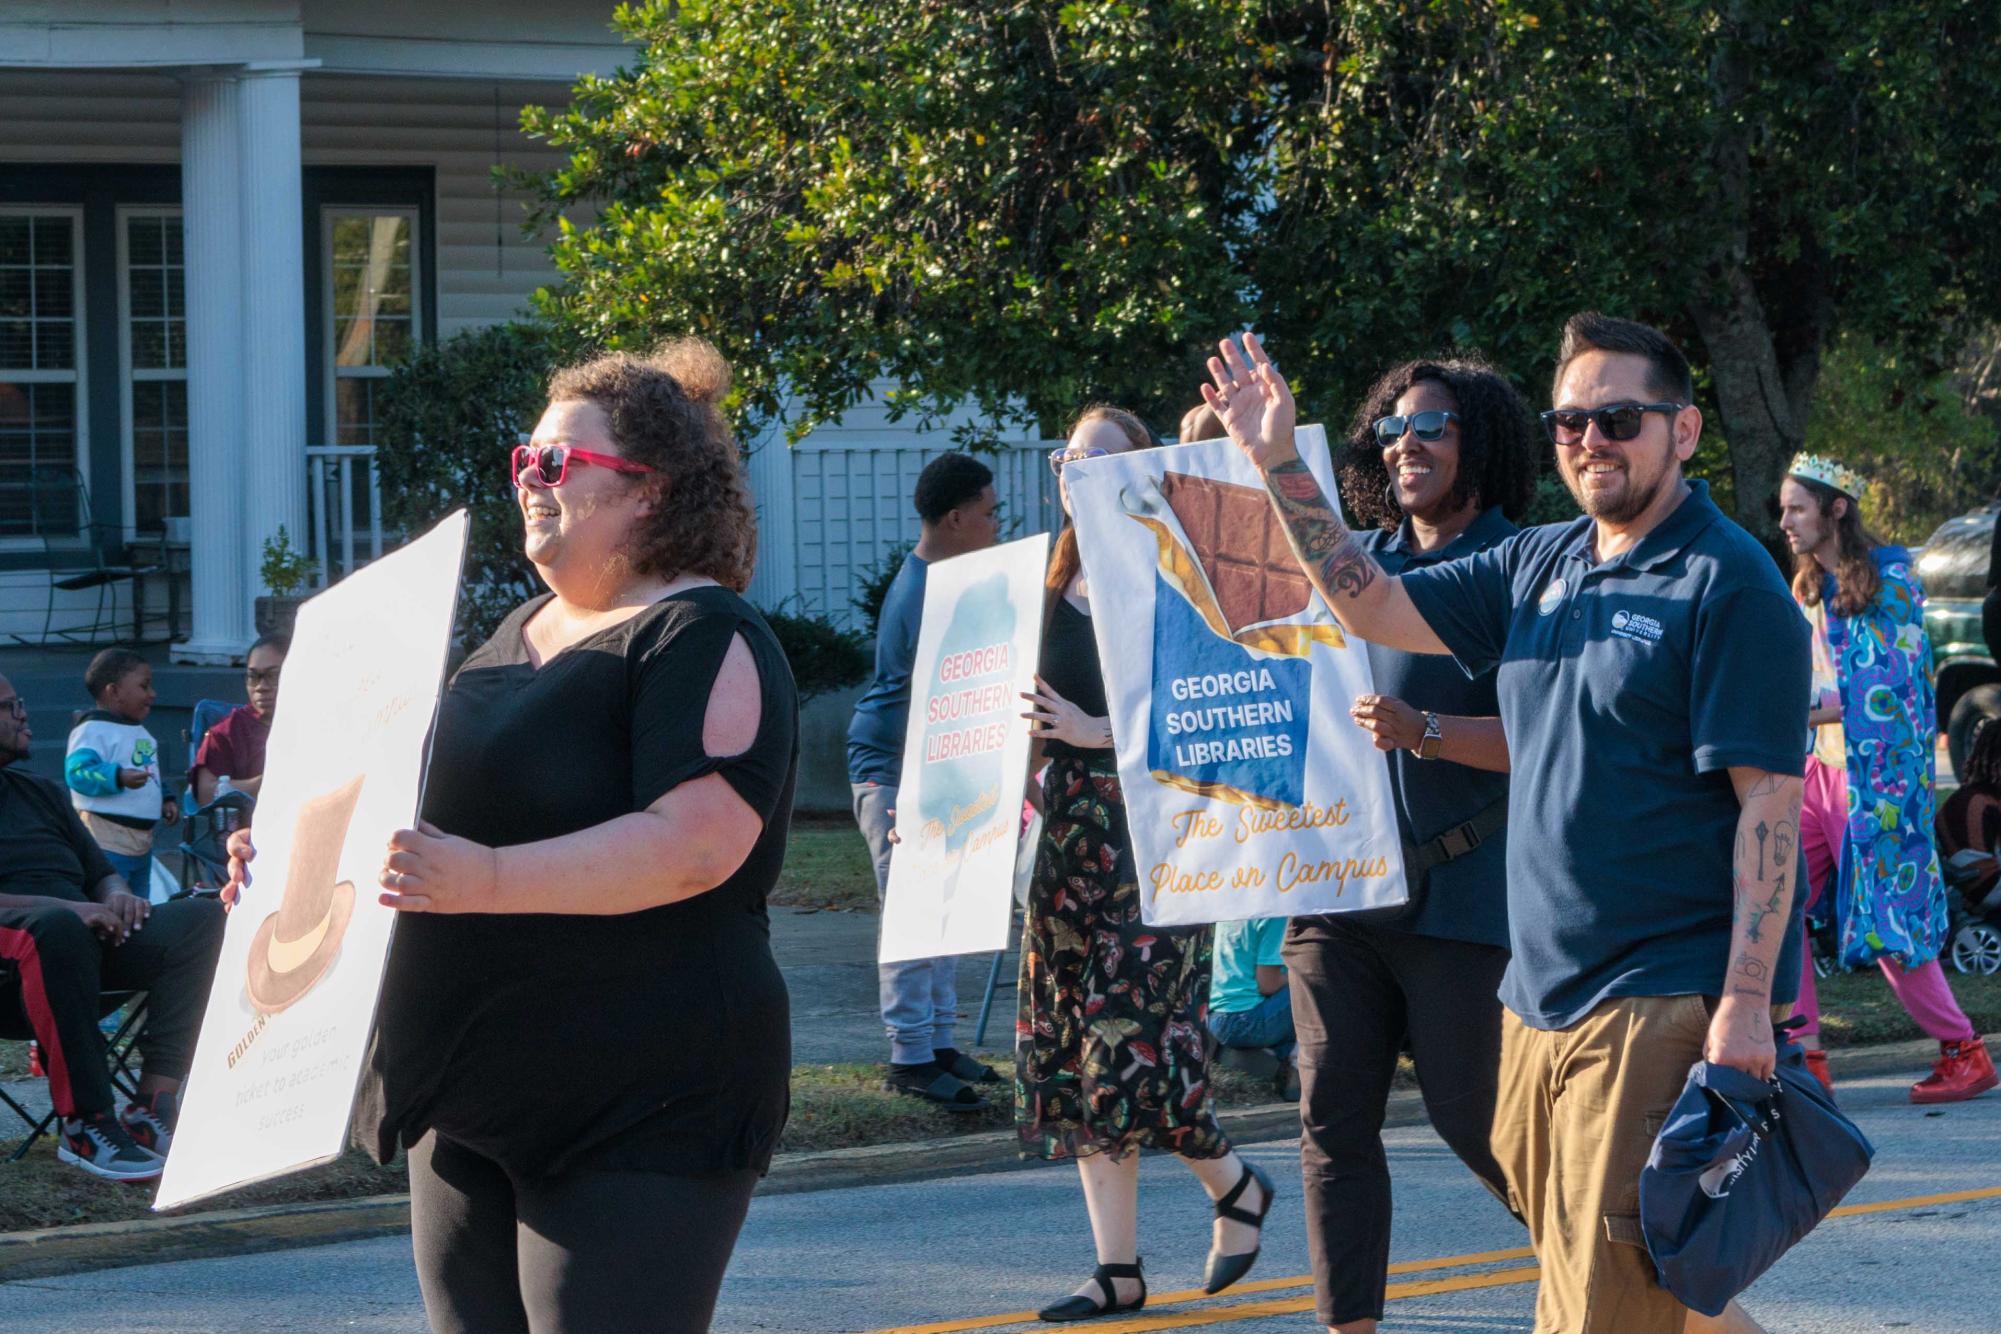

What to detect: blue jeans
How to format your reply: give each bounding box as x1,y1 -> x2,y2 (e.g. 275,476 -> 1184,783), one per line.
853,781 -> 959,1066
1208,986 -> 1296,1064
103,849 -> 151,902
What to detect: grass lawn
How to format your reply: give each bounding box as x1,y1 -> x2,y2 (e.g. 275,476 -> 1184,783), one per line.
0,1049 -> 1280,1232
1814,966 -> 2001,1047
771,815 -> 878,910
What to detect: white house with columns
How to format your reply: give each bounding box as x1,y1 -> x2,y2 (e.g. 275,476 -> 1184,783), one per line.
0,1 -> 626,661
2,0 -> 1065,669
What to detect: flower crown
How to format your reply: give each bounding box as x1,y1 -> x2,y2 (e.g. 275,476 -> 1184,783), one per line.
1787,452 -> 1863,500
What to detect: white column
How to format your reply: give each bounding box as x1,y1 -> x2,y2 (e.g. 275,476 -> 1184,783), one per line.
235,67 -> 309,628
174,72 -> 249,664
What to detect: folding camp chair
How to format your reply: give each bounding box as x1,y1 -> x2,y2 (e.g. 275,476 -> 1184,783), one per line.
177,791 -> 253,891
0,467 -> 157,647
0,981 -> 148,1161
973,906 -> 1020,1047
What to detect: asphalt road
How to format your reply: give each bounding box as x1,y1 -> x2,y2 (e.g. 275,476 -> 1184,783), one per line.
1,1064 -> 1994,1332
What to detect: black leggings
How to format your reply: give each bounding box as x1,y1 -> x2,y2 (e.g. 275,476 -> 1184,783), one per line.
408,1131 -> 760,1334
1283,914 -> 1515,1326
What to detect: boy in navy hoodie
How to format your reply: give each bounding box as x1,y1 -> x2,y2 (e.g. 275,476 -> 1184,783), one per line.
65,650 -> 178,900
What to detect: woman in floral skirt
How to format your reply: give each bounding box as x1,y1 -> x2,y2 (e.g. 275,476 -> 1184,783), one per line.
1017,404 -> 1275,1323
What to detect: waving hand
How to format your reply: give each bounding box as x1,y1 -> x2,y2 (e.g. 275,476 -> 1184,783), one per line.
1200,332 -> 1299,471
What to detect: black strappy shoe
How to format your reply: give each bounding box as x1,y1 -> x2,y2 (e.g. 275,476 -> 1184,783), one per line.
1037,1259 -> 1146,1322
1202,1161 -> 1275,1294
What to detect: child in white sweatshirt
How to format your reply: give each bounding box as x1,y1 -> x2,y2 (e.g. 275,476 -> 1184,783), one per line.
65,649 -> 179,900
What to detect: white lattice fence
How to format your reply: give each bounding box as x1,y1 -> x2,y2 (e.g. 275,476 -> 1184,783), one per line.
746,435 -> 1062,629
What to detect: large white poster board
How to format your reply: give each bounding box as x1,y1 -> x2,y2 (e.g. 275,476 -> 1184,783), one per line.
879,533 -> 1049,963
1064,428 -> 1407,927
156,512 -> 467,1210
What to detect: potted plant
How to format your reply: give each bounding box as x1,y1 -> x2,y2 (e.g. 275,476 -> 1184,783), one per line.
255,525 -> 316,638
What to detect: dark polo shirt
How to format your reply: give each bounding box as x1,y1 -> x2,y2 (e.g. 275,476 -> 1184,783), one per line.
1400,481 -> 1809,1030
1357,506 -> 1514,948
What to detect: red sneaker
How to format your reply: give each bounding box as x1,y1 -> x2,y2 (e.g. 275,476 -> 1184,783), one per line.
1910,1036 -> 2000,1105
1803,1048 -> 1835,1098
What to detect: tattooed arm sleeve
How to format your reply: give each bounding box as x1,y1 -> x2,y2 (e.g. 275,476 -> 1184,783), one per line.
1262,459 -> 1452,655
1724,767 -> 1804,1006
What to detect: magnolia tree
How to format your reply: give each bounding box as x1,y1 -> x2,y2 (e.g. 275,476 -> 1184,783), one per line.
522,0 -> 2001,541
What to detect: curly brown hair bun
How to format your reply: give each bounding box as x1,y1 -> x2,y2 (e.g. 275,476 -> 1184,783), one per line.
545,338 -> 757,592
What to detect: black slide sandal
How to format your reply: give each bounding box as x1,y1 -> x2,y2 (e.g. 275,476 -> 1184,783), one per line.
883,1064 -> 987,1113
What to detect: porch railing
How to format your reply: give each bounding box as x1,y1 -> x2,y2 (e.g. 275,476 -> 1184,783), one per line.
306,445 -> 384,587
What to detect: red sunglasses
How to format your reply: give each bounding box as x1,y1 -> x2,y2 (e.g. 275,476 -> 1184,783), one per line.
511,443 -> 658,488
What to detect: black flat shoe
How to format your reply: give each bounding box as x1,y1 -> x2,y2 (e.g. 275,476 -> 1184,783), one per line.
1202,1161 -> 1275,1294
1037,1259 -> 1145,1322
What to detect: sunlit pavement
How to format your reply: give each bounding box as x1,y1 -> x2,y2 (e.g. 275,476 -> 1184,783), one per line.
0,1065 -> 1994,1332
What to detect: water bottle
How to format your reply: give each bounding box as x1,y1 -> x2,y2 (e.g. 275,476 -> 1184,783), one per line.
215,776 -> 238,833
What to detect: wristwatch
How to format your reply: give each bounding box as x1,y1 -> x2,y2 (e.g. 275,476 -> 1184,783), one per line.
1413,711 -> 1443,760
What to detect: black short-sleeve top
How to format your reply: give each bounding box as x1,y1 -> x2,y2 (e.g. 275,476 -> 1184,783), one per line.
354,587 -> 799,1182
1038,597 -> 1112,763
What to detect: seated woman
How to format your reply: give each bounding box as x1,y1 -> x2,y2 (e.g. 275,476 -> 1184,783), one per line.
192,633 -> 287,806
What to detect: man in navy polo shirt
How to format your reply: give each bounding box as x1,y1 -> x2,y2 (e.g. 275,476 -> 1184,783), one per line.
1202,316 -> 1808,1334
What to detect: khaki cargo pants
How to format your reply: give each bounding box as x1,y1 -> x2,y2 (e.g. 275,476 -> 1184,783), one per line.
1491,993 -> 1778,1334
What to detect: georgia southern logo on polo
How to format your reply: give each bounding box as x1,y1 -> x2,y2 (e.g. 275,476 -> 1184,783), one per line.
1610,608 -> 1665,644
1537,577 -> 1567,616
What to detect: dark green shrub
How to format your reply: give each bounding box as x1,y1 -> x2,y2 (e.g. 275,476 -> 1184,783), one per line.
851,540 -> 916,640
760,606 -> 870,705
375,322 -> 558,643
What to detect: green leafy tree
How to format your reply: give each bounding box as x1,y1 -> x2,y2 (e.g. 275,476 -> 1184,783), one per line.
375,321 -> 557,640
522,0 -> 2001,543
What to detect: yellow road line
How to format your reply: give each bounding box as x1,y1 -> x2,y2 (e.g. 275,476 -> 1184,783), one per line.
1827,1183 -> 2001,1217
1075,1267 -> 1543,1334
863,1185 -> 2001,1334
864,1245 -> 1533,1334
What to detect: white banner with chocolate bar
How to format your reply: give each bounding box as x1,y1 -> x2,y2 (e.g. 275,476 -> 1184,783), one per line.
879,533 -> 1049,963
155,512 -> 466,1210
1063,427 -> 1406,927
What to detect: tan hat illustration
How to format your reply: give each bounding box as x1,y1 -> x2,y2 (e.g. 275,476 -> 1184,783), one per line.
246,775 -> 363,1015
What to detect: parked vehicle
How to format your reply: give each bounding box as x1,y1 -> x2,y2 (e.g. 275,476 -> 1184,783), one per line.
1918,502 -> 2001,778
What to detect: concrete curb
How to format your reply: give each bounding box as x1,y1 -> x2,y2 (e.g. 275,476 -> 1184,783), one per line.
0,1034 -> 1972,1282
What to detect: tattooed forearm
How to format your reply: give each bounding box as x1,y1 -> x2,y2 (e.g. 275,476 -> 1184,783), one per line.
1264,458 -> 1382,600
1737,868 -> 1787,944
1725,772 -> 1803,1004
1730,951 -> 1771,999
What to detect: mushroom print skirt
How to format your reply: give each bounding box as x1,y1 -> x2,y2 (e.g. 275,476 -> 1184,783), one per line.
1015,754 -> 1229,1161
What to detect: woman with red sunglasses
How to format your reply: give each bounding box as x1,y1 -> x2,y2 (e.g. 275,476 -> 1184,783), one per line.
229,339 -> 797,1333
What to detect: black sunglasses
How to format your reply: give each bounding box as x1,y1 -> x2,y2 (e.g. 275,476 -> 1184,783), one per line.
1373,410 -> 1459,446
1541,401 -> 1684,445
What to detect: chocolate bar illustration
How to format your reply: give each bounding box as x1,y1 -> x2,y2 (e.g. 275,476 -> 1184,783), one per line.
1158,472 -> 1314,632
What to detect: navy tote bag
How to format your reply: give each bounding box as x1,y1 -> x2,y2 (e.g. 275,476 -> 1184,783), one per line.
1639,1036 -> 1874,1316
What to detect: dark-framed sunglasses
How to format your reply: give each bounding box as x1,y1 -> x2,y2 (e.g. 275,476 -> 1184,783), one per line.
0,695 -> 25,720
1541,402 -> 1684,445
245,667 -> 282,689
1047,445 -> 1108,477
1373,410 -> 1460,446
511,443 -> 659,489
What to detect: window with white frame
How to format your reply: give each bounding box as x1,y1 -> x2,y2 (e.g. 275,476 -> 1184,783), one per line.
324,209 -> 418,449
121,211 -> 188,536
0,210 -> 84,538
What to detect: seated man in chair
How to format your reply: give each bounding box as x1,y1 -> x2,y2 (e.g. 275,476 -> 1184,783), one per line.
0,672 -> 224,1181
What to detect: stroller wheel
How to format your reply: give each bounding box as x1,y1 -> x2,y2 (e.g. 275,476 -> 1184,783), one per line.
1949,922 -> 2001,977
